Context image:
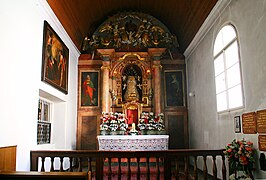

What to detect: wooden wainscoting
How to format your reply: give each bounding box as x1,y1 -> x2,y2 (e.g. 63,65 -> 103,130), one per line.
165,110 -> 188,149
77,111 -> 101,150
0,145 -> 17,171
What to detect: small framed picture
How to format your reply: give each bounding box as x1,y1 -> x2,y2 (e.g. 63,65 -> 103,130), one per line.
234,116 -> 241,133
79,70 -> 99,108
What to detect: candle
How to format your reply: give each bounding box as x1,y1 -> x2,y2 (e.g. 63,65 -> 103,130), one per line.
132,123 -> 135,130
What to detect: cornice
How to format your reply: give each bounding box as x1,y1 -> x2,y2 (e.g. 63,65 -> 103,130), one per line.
184,0 -> 231,59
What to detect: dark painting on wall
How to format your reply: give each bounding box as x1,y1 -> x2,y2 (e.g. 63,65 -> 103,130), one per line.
164,70 -> 184,107
41,21 -> 69,94
80,71 -> 99,107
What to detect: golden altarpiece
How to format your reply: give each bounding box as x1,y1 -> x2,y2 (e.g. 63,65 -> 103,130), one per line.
76,12 -> 188,150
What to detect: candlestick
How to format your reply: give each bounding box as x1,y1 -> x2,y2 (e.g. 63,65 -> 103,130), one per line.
132,123 -> 135,130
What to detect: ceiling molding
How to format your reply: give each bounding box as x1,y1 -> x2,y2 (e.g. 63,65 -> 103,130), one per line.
184,0 -> 231,59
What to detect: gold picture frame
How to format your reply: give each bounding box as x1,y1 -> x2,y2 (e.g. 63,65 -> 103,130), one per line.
41,21 -> 69,94
79,70 -> 100,108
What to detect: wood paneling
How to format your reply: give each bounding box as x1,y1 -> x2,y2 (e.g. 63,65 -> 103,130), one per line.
81,116 -> 98,150
0,145 -> 16,171
166,112 -> 188,149
47,0 -> 218,53
77,114 -> 99,150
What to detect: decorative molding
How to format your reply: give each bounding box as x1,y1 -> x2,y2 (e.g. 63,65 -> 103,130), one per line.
97,49 -> 115,61
184,0 -> 231,59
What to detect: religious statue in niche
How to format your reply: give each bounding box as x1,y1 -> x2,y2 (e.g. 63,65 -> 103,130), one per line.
124,76 -> 139,101
122,64 -> 142,102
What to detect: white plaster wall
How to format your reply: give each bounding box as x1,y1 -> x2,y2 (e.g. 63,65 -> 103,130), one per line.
0,0 -> 79,171
186,0 -> 266,178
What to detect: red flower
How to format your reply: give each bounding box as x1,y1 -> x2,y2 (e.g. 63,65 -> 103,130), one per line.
247,141 -> 253,146
144,118 -> 148,124
239,156 -> 248,165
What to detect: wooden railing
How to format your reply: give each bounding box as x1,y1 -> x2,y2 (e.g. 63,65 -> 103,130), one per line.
0,171 -> 89,180
30,149 -> 226,180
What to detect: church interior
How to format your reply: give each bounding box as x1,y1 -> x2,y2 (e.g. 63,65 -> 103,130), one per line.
1,0 -> 266,179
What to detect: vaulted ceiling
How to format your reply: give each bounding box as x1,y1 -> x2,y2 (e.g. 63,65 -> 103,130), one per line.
47,0 -> 218,53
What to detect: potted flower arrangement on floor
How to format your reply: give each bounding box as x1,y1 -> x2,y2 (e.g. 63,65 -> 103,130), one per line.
224,139 -> 256,180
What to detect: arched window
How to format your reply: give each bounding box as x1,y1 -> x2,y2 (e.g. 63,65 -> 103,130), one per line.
213,25 -> 244,112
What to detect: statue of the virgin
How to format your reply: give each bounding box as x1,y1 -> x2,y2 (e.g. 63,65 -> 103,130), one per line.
124,76 -> 139,101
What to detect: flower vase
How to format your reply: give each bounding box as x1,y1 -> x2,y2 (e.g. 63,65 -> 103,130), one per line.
117,130 -> 125,135
141,129 -> 147,135
146,130 -> 158,135
230,163 -> 253,180
100,130 -> 109,135
230,171 -> 252,180
157,130 -> 166,135
110,131 -> 118,135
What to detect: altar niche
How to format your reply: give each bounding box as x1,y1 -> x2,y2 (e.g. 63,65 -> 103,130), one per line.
122,64 -> 142,102
110,54 -> 152,109
110,54 -> 152,125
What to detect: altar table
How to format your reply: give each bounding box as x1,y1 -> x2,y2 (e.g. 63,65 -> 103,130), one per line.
97,135 -> 169,151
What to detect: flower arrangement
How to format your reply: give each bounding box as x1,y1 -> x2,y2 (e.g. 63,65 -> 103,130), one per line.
224,139 -> 255,179
138,112 -> 165,133
156,113 -> 165,131
100,112 -> 128,133
100,112 -> 110,131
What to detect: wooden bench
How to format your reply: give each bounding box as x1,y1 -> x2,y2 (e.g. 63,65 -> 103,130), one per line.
0,171 -> 90,180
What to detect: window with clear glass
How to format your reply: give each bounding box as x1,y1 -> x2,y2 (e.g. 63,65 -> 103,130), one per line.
37,98 -> 52,144
213,25 -> 244,112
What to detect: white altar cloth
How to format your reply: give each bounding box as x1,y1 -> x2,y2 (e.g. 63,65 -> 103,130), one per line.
97,135 -> 169,151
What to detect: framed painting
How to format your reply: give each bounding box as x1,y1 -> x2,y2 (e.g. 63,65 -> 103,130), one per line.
79,70 -> 99,107
234,116 -> 241,133
164,70 -> 184,107
41,21 -> 69,94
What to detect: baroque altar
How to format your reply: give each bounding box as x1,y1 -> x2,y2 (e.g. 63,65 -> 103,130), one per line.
97,135 -> 169,151
76,11 -> 188,150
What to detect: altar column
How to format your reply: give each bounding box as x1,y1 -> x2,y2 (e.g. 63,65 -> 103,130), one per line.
98,49 -> 115,113
149,48 -> 166,115
152,60 -> 162,114
101,61 -> 110,113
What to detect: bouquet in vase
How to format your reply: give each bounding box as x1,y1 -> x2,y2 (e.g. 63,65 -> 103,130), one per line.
224,139 -> 255,179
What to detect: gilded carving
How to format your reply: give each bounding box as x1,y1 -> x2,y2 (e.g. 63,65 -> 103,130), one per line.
82,12 -> 179,54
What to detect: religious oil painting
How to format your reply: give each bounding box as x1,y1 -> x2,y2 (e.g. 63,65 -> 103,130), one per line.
80,71 -> 99,107
41,21 -> 69,94
164,70 -> 184,107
